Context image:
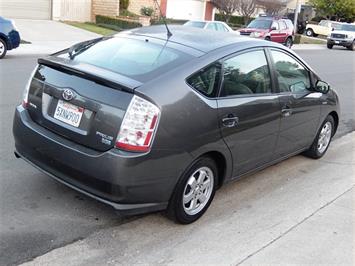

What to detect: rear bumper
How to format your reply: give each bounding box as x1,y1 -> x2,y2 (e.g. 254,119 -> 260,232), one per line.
13,106 -> 187,214
327,38 -> 353,47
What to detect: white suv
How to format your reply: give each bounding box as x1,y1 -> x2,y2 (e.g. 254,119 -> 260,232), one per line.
327,23 -> 355,50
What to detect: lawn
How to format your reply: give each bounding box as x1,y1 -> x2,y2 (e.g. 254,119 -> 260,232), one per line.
64,21 -> 117,36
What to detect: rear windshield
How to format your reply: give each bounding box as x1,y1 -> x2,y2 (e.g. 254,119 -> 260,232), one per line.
247,19 -> 272,29
184,21 -> 207,28
61,37 -> 192,82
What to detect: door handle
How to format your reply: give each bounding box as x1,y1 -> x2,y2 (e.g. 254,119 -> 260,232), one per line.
281,105 -> 293,117
222,115 -> 239,128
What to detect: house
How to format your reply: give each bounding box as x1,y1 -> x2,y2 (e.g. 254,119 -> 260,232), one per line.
0,0 -> 215,22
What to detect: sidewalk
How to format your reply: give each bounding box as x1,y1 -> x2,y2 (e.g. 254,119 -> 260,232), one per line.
21,132 -> 355,266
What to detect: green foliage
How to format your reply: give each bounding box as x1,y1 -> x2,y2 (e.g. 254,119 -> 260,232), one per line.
150,18 -> 187,25
119,9 -> 138,17
140,6 -> 154,17
215,13 -> 250,26
309,0 -> 355,21
119,0 -> 130,10
95,15 -> 142,30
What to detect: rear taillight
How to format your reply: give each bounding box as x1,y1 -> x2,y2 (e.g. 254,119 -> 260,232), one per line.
22,65 -> 38,108
115,95 -> 160,152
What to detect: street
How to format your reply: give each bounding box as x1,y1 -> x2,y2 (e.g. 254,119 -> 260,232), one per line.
0,47 -> 354,266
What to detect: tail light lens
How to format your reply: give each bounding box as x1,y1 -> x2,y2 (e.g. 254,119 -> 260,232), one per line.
22,65 -> 38,108
115,95 -> 160,152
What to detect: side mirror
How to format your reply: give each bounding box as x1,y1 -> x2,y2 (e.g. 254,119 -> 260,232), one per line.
332,28 -> 335,31
271,26 -> 277,30
315,80 -> 330,94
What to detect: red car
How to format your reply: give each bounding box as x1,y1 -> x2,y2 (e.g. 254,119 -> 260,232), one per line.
239,17 -> 294,48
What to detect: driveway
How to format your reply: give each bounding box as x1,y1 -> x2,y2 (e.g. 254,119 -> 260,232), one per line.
10,19 -> 100,55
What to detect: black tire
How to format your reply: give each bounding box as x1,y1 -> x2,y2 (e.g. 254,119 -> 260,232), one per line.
327,43 -> 333,49
167,157 -> 218,224
285,37 -> 293,48
265,36 -> 271,41
304,115 -> 334,159
305,28 -> 314,37
0,38 -> 7,59
347,40 -> 355,51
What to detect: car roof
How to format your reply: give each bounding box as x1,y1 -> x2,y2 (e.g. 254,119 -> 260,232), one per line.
124,25 -> 257,53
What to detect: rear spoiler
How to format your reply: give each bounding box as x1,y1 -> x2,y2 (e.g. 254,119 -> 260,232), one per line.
38,56 -> 142,93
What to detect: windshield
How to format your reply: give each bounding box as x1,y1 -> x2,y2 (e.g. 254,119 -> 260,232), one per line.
59,37 -> 192,82
184,21 -> 206,28
340,24 -> 355,31
247,19 -> 272,29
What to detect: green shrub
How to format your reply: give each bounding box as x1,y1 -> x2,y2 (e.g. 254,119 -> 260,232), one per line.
96,15 -> 142,30
141,6 -> 154,17
150,18 -> 187,25
120,0 -> 129,10
215,14 -> 247,25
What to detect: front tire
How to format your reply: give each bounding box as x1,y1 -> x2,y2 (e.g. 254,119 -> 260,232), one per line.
327,43 -> 333,49
0,39 -> 7,59
304,115 -> 334,159
167,157 -> 218,224
285,37 -> 293,48
347,40 -> 355,51
306,28 -> 314,37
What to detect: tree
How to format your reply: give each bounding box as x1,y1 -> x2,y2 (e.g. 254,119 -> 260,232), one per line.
256,0 -> 290,16
309,0 -> 355,21
238,0 -> 257,24
211,0 -> 240,22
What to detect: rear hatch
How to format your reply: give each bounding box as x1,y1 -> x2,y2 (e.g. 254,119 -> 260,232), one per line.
26,57 -> 140,152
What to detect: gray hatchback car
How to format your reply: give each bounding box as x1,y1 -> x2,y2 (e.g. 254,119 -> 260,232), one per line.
13,26 -> 339,224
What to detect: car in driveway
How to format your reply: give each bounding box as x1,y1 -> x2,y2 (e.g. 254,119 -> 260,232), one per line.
0,16 -> 20,59
238,16 -> 294,48
305,20 -> 342,37
327,23 -> 355,50
13,26 -> 340,224
183,20 -> 236,33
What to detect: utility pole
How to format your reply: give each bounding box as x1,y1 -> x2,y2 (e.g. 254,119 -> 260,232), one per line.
293,0 -> 300,34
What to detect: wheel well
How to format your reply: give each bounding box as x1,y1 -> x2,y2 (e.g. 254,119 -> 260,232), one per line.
329,111 -> 339,136
201,151 -> 227,188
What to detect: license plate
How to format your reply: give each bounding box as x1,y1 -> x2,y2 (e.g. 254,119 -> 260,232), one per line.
54,100 -> 84,127
335,41 -> 340,44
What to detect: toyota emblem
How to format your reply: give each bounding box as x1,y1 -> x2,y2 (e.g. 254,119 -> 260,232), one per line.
62,89 -> 75,101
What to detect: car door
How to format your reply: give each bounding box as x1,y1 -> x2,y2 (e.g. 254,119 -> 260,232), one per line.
217,49 -> 281,177
278,20 -> 288,43
269,48 -> 322,158
270,21 -> 282,43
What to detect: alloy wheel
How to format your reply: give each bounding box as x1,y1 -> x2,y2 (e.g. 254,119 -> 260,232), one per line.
182,166 -> 214,216
0,42 -> 4,56
317,121 -> 332,154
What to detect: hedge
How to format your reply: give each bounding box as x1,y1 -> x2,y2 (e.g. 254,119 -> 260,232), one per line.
215,14 -> 246,25
96,15 -> 142,30
150,18 -> 187,25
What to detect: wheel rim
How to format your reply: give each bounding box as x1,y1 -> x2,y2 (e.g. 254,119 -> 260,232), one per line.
0,42 -> 4,56
306,30 -> 311,36
182,166 -> 214,216
317,122 -> 332,154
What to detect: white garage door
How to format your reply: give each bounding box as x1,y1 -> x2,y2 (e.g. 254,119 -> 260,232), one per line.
0,0 -> 52,20
166,0 -> 205,20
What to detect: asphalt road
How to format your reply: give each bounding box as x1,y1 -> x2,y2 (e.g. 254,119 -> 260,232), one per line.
0,48 -> 354,266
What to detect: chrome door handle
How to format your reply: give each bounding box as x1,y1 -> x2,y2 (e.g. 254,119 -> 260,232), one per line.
281,106 -> 293,117
222,116 -> 239,128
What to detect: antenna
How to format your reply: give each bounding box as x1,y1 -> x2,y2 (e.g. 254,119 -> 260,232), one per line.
154,0 -> 172,38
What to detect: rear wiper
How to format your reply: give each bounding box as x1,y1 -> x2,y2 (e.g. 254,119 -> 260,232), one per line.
68,36 -> 111,60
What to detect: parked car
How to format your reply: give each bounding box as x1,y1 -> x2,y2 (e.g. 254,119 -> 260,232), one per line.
183,20 -> 237,33
0,16 -> 20,59
305,20 -> 342,37
327,23 -> 355,50
13,26 -> 339,224
238,16 -> 294,48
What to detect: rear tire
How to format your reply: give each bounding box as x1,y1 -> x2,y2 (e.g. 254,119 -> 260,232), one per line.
167,157 -> 218,224
304,115 -> 334,159
0,39 -> 7,59
306,28 -> 314,37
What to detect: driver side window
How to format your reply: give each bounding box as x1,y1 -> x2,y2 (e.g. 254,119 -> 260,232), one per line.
271,50 -> 311,93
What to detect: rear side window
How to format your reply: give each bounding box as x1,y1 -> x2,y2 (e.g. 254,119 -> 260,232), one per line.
67,37 -> 192,82
216,23 -> 228,32
184,21 -> 207,28
187,63 -> 221,98
271,50 -> 311,93
220,50 -> 272,97
206,23 -> 217,31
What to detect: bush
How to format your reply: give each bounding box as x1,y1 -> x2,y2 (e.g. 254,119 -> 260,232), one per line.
141,6 -> 154,17
150,18 -> 187,25
215,14 -> 246,25
120,0 -> 129,10
96,15 -> 142,30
